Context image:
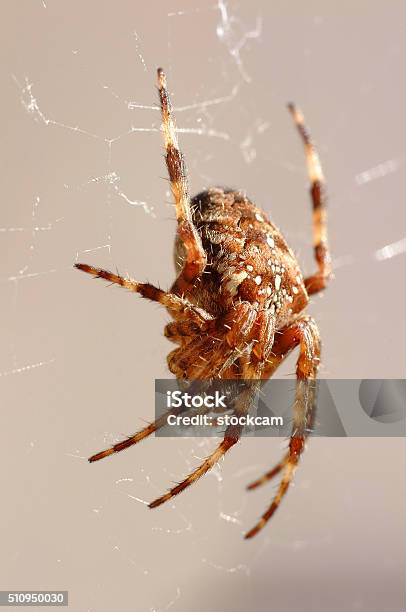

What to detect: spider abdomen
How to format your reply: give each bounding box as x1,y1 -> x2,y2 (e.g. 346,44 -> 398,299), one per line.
184,188 -> 308,322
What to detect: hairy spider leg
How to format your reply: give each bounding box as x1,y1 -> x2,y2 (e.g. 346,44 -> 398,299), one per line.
74,263 -> 211,325
149,424 -> 241,508
288,104 -> 332,295
244,316 -> 320,538
89,413 -> 176,463
247,316 -> 319,488
157,68 -> 207,294
88,386 -> 214,464
149,380 -> 262,509
74,263 -> 214,462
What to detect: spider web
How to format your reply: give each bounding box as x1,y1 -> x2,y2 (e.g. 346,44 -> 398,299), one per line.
2,2 -> 406,611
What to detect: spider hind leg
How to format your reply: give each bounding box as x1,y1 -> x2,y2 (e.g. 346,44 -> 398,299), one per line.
288,104 -> 332,295
246,455 -> 287,490
245,317 -> 320,539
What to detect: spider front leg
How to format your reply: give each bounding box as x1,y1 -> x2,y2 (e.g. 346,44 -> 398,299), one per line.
288,104 -> 332,295
75,263 -> 213,462
157,68 -> 207,295
74,263 -> 211,325
245,316 -> 321,539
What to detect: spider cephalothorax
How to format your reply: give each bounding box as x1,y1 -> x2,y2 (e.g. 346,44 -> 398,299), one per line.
75,68 -> 331,538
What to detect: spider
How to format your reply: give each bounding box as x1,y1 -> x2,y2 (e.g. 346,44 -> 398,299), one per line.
75,68 -> 332,539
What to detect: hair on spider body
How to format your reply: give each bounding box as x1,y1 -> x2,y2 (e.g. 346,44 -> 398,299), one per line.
75,67 -> 332,539
177,187 -> 309,322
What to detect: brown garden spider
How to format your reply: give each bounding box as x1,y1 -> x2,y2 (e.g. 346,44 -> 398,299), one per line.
75,68 -> 331,539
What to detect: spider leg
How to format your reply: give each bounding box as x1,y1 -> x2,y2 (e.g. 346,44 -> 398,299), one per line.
149,377 -> 261,509
247,322 -> 311,489
288,104 -> 332,295
89,413 -> 173,463
244,316 -> 320,539
149,424 -> 241,508
246,458 -> 286,490
157,68 -> 207,295
83,296 -> 255,466
74,263 -> 211,324
88,386 -> 214,463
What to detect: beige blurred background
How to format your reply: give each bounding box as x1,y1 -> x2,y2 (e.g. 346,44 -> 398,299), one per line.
1,1 -> 405,611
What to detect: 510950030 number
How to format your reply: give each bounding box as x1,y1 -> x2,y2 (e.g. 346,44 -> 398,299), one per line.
0,591 -> 68,607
